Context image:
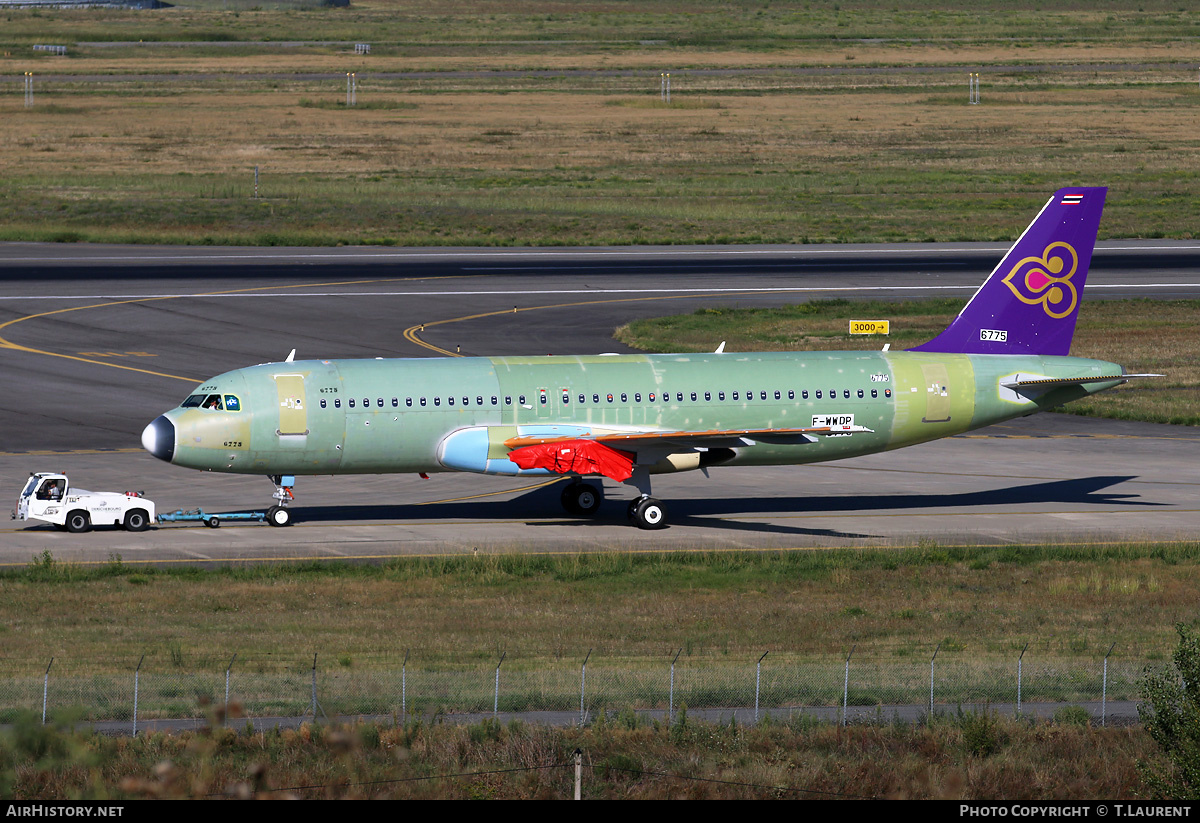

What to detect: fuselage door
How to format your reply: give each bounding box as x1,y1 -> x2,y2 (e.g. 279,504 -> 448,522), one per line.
921,363 -> 952,423
274,374 -> 309,440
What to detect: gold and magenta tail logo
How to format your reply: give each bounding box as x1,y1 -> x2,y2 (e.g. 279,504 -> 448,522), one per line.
1001,241 -> 1079,319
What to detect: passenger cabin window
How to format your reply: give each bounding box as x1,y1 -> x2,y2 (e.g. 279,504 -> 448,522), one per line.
787,390 -> 794,400
718,391 -> 725,401
349,399 -> 355,408
378,398 -> 384,407
434,397 -> 441,406
406,398 -> 413,407
802,390 -> 809,399
421,398 -> 427,407
635,393 -> 642,402
393,398 -> 399,407
491,396 -> 498,406
335,399 -> 341,408
448,397 -> 455,406
858,389 -> 864,398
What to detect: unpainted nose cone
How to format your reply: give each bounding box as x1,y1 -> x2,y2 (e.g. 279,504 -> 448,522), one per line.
141,415 -> 175,463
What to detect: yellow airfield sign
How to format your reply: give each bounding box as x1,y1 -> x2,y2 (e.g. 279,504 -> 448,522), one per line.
849,320 -> 890,335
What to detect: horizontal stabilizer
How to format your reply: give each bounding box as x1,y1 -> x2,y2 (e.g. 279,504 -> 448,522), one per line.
1000,373 -> 1161,391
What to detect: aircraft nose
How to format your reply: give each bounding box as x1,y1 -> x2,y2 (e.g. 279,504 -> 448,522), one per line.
141,415 -> 176,463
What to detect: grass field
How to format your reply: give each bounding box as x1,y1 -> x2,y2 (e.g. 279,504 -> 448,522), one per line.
1,1 -> 1198,245
3,545 -> 1198,674
0,711 -> 1162,799
615,297 -> 1200,425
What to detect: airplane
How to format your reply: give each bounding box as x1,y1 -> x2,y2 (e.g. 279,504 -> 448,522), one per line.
141,186 -> 1157,529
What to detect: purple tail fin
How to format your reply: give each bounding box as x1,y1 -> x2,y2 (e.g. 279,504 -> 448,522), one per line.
910,187 -> 1107,356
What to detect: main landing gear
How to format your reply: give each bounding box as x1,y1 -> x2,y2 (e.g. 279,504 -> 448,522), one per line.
558,476 -> 668,530
561,481 -> 602,517
266,474 -> 295,527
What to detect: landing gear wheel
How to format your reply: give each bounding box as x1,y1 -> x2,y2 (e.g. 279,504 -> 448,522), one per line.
630,497 -> 668,530
561,482 -> 602,516
266,506 -> 292,527
124,509 -> 150,532
205,516 -> 220,529
65,510 -> 91,534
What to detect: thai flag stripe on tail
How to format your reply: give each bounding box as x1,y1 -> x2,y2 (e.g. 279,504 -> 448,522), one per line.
1061,194 -> 1084,204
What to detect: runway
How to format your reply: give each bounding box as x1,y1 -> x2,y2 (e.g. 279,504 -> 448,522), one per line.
1,241 -> 1197,563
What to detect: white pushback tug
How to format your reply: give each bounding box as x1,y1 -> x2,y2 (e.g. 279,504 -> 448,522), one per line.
14,472 -> 156,533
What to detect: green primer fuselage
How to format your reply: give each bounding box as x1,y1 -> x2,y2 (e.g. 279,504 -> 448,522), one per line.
163,350 -> 1124,478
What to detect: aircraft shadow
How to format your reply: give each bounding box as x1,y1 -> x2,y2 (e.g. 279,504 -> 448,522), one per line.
272,474 -> 1152,537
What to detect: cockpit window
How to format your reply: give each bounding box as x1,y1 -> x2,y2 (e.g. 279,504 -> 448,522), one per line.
181,393 -> 230,410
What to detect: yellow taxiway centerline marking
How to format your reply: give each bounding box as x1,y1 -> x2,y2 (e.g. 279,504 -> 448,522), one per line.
0,274 -> 482,381
1,537 -> 1199,568
401,287 -> 865,357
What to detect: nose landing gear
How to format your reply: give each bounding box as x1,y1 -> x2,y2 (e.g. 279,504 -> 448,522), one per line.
266,475 -> 295,527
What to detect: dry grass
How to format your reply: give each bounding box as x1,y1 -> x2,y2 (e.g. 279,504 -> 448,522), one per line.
1,16 -> 1199,245
1,548 -> 1197,674
2,712 -> 1159,799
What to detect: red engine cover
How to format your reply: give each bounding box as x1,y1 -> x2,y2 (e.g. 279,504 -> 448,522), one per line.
508,439 -> 636,482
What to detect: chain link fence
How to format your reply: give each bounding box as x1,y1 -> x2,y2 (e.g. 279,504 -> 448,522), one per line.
0,648 -> 1156,728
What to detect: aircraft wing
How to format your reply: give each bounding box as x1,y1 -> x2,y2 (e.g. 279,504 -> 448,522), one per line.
505,423 -> 875,451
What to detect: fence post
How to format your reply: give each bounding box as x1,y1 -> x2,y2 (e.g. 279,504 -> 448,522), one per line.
224,653 -> 236,728
1103,643 -> 1116,727
755,651 -> 768,723
402,649 -> 409,723
574,749 -> 582,800
494,651 -> 506,718
929,643 -> 941,717
310,653 -> 317,718
579,649 -> 591,726
669,648 -> 682,727
133,655 -> 144,737
42,658 -> 53,725
1017,643 -> 1028,717
843,645 -> 855,726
